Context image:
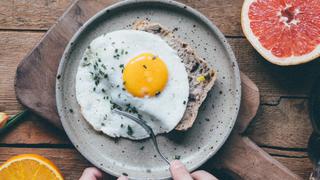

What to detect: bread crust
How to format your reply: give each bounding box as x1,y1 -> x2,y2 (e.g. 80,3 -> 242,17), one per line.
133,20 -> 217,131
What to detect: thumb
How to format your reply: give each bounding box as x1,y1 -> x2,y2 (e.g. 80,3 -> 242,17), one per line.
169,160 -> 193,180
79,167 -> 103,180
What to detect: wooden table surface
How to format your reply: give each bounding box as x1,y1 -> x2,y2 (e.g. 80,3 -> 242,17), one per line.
0,0 -> 318,179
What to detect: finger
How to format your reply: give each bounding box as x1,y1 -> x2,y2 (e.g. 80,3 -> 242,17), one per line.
169,160 -> 193,180
79,167 -> 103,180
191,170 -> 218,180
117,176 -> 129,180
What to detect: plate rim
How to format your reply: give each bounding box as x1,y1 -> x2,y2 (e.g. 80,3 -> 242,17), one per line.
56,0 -> 241,179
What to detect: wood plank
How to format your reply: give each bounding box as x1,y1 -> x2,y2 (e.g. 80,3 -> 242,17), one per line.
0,0 -> 243,36
0,0 -> 73,30
0,31 -> 43,113
229,38 -> 320,104
275,156 -> 312,179
247,98 -> 312,149
0,147 -> 312,179
0,113 -> 69,144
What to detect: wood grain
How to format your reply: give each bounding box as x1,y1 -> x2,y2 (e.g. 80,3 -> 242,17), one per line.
0,0 -> 243,36
247,98 -> 312,149
0,114 -> 69,145
0,0 -> 73,30
211,136 -> 301,180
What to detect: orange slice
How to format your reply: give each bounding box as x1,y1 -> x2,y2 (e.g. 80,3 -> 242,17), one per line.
241,0 -> 320,66
0,154 -> 64,180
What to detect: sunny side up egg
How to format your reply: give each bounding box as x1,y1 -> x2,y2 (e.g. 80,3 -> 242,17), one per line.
76,30 -> 189,140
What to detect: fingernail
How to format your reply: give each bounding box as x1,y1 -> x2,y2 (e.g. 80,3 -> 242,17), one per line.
170,160 -> 184,169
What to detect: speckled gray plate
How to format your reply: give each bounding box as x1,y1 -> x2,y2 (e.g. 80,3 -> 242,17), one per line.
56,0 -> 241,179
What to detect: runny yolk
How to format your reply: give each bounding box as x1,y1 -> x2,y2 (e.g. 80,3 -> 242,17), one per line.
122,53 -> 168,98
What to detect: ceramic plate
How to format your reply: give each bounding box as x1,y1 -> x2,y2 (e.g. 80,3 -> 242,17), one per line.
56,0 -> 241,179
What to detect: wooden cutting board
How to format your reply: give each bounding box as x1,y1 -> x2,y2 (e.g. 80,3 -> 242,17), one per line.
15,0 -> 301,179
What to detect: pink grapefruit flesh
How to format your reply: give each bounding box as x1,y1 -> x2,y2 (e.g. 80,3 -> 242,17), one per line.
242,0 -> 320,65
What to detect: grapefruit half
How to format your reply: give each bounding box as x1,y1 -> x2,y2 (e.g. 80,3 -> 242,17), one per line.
241,0 -> 320,66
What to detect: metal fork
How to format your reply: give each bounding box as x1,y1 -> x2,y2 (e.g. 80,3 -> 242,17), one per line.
113,109 -> 170,165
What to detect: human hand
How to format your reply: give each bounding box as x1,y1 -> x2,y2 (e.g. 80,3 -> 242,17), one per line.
79,167 -> 128,180
170,160 -> 218,180
79,167 -> 103,180
80,160 -> 217,180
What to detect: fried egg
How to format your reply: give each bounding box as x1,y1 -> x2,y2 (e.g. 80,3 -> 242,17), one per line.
76,30 -> 189,140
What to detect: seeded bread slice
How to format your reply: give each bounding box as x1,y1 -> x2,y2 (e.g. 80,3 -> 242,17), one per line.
133,20 -> 217,131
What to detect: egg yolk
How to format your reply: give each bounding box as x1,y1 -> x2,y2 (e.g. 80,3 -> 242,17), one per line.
122,53 -> 168,97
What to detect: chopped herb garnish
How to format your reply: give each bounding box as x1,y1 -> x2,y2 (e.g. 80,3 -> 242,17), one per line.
69,109 -> 74,113
101,64 -> 106,69
95,80 -> 100,86
110,101 -> 122,110
140,146 -> 145,150
120,124 -> 124,128
155,91 -> 161,96
82,62 -> 91,67
119,64 -> 124,68
174,155 -> 181,160
152,56 -> 157,60
98,58 -> 101,62
122,88 -> 126,91
121,49 -> 124,55
143,65 -> 147,69
99,70 -> 104,76
101,88 -> 106,93
104,74 -> 108,78
101,122 -> 105,126
115,49 -> 118,53
123,81 -> 126,85
127,125 -> 134,136
87,46 -> 91,49
183,100 -> 186,105
125,51 -> 128,55
84,57 -> 88,61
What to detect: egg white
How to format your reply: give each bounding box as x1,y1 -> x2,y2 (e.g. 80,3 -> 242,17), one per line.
76,30 -> 189,139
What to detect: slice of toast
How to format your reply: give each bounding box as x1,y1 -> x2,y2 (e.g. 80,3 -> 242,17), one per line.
133,20 -> 217,131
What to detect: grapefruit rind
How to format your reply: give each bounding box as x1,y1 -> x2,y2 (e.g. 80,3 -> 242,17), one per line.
0,154 -> 64,180
241,0 -> 320,66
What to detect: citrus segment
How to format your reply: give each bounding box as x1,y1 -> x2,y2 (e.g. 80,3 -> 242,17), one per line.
0,154 -> 63,180
242,0 -> 320,65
